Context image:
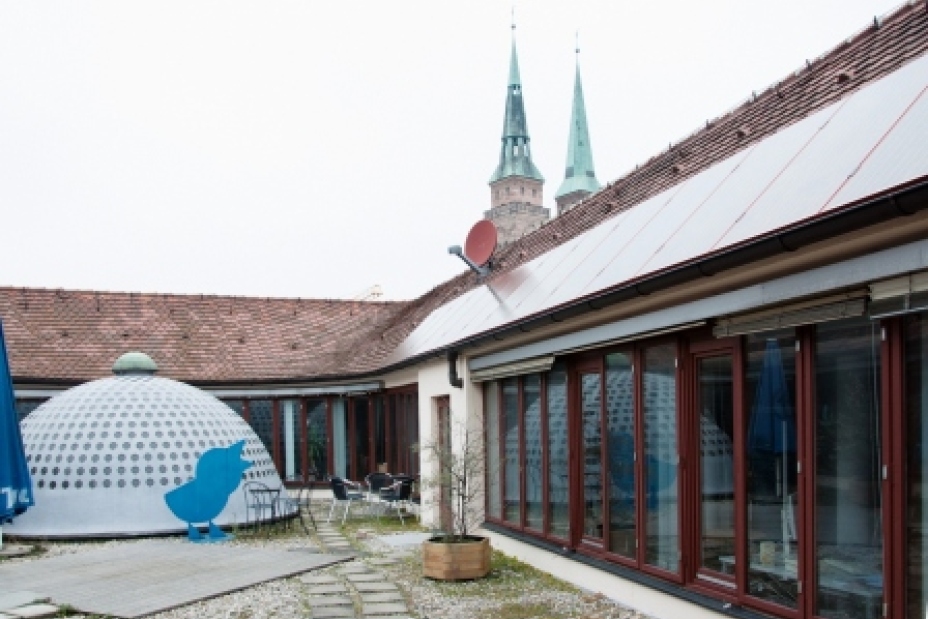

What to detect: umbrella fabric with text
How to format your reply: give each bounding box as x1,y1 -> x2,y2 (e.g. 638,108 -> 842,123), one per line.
0,320 -> 33,548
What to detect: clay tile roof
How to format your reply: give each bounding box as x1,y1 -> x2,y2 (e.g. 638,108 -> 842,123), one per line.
4,2 -> 928,384
0,288 -> 406,384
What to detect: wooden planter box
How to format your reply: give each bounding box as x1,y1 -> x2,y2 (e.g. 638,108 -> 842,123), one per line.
422,535 -> 491,580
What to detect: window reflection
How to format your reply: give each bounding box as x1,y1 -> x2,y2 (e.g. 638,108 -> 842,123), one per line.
581,372 -> 603,540
906,313 -> 928,619
547,364 -> 569,538
643,343 -> 678,571
486,382 -> 502,519
306,398 -> 327,480
814,317 -> 883,619
524,375 -> 543,530
606,353 -> 635,559
503,378 -> 521,524
745,331 -> 798,607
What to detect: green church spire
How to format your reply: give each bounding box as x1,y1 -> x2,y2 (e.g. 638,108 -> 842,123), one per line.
489,26 -> 544,184
555,43 -> 600,209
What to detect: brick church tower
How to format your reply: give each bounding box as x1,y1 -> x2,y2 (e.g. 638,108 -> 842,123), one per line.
485,27 -> 549,246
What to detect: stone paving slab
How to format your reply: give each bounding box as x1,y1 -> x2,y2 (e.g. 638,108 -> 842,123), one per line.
345,573 -> 384,583
367,558 -> 400,566
361,602 -> 407,615
0,593 -> 43,613
306,584 -> 348,595
309,595 -> 353,607
311,606 -> 355,619
352,582 -> 399,593
362,615 -> 412,619
0,613 -> 14,619
300,574 -> 340,585
359,592 -> 404,603
6,605 -> 59,619
0,540 -> 348,618
337,564 -> 370,574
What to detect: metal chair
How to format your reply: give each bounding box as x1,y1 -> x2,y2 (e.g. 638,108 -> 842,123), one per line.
275,487 -> 311,535
327,477 -> 364,525
242,480 -> 279,529
364,472 -> 393,513
378,479 -> 413,525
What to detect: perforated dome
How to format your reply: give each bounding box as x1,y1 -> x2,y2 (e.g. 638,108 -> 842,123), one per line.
9,366 -> 283,538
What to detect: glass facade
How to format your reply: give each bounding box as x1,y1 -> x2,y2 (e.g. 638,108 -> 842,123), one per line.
643,343 -> 677,572
503,378 -> 521,524
906,312 -> 928,619
524,375 -> 543,531
306,398 -> 327,480
814,317 -> 883,619
547,363 -> 569,539
606,352 -> 635,559
486,381 -> 502,520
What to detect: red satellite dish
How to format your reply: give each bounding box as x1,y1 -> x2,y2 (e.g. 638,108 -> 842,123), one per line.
464,220 -> 498,267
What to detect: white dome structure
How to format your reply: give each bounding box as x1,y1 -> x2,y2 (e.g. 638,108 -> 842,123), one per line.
9,353 -> 285,539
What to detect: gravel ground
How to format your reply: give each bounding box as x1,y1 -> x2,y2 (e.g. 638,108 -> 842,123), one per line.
5,515 -> 652,619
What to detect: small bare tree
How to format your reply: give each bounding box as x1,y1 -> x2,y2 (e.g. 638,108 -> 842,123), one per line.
419,418 -> 487,543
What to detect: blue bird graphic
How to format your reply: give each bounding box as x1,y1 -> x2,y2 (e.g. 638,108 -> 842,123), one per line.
164,439 -> 252,542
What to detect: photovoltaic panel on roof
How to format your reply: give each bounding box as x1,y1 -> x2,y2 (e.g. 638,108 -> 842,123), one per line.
389,53 -> 928,364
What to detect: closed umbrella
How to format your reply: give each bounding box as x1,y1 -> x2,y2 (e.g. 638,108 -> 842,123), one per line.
0,320 -> 33,548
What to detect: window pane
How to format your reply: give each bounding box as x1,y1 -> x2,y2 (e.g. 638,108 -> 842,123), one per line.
547,363 -> 569,538
15,399 -> 45,424
643,343 -> 678,571
249,399 -> 274,458
306,398 -> 328,480
582,372 -> 603,540
745,330 -> 798,608
906,313 -> 928,619
387,396 -> 400,473
332,398 -> 347,478
278,399 -> 302,482
486,381 -> 502,519
407,394 -> 419,477
503,378 -> 521,524
374,397 -> 386,470
698,355 -> 734,574
354,397 -> 370,478
814,317 -> 883,619
606,352 -> 635,559
524,375 -> 543,530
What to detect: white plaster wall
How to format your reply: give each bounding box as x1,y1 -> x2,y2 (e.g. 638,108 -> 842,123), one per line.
482,529 -> 730,619
383,366 -> 418,389
414,355 -> 483,531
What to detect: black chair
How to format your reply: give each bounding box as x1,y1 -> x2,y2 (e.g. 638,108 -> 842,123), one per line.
327,477 -> 364,525
364,472 -> 393,512
379,479 -> 413,525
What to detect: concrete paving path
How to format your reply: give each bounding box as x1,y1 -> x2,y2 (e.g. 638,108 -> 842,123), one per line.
0,540 -> 349,618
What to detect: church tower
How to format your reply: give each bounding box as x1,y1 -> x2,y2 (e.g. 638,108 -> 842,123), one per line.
486,26 -> 549,246
555,44 -> 600,215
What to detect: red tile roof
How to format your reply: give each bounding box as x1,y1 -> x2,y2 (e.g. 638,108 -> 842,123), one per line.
4,2 -> 928,384
0,288 -> 405,384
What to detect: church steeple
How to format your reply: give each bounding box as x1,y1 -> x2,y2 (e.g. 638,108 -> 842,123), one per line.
485,23 -> 549,247
555,41 -> 601,215
490,31 -> 544,184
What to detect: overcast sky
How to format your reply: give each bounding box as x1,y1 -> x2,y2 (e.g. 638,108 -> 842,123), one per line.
0,1 -> 904,301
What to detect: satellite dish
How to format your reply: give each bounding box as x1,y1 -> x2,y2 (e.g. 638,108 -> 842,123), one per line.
447,220 -> 497,279
464,220 -> 498,267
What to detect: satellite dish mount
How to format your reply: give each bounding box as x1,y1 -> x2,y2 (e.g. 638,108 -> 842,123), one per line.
449,220 -> 498,279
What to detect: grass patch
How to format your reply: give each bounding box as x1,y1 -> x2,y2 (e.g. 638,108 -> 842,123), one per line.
493,601 -> 563,619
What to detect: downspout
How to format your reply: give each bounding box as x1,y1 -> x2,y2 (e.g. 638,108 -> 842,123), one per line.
448,350 -> 463,389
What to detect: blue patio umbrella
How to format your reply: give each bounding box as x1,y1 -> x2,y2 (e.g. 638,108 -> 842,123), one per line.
0,320 -> 33,548
747,338 -> 796,457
